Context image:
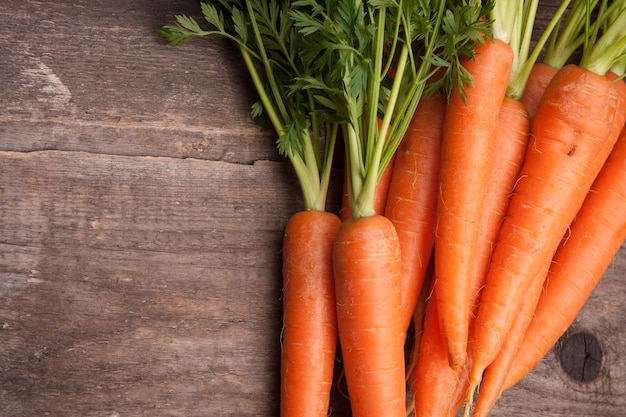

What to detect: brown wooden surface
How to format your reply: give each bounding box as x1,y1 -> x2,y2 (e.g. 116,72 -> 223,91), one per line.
1,1 -> 624,416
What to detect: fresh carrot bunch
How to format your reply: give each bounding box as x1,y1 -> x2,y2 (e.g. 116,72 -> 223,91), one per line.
160,1 -> 626,416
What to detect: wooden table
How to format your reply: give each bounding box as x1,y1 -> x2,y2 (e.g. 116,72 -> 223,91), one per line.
1,1 -> 624,416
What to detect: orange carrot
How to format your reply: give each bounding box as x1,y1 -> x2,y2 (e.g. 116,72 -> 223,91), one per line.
501,76 -> 626,391
466,63 -> 620,408
280,210 -> 342,417
452,96 -> 531,415
504,129 -> 626,389
406,94 -> 530,417
520,62 -> 558,123
405,255 -> 435,383
385,94 -> 445,333
468,96 -> 530,314
435,37 -> 514,370
409,290 -> 468,417
471,261 -> 549,417
470,73 -> 626,416
333,214 -> 405,417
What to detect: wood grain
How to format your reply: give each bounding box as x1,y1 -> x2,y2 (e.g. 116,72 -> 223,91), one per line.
1,1 -> 624,416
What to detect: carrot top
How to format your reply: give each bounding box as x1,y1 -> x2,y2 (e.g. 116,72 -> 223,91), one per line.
289,0 -> 493,219
541,0 -> 599,70
492,0 -> 572,100
158,1 -> 339,212
579,0 -> 626,76
611,55 -> 626,76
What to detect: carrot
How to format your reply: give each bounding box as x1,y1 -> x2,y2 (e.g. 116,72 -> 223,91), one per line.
470,96 -> 531,308
409,289 -> 468,417
520,62 -> 557,122
453,95 -> 530,417
471,261 -> 549,417
466,62 -> 621,410
520,0 -> 598,122
281,211 -> 341,417
333,215 -> 405,417
504,128 -> 626,389
424,96 -> 530,417
385,93 -> 445,333
435,36 -> 514,370
501,75 -> 626,391
470,69 -> 626,416
289,3 -> 491,415
405,92 -> 530,417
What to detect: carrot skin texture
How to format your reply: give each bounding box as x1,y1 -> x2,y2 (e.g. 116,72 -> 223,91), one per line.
468,64 -> 620,396
432,96 -> 530,416
469,96 -> 530,314
471,76 -> 626,414
333,214 -> 405,417
409,293 -> 468,417
385,94 -> 445,333
502,78 -> 626,390
405,257 -> 435,382
520,62 -> 558,123
435,38 -> 514,370
471,262 -> 549,417
280,210 -> 342,417
408,96 -> 530,417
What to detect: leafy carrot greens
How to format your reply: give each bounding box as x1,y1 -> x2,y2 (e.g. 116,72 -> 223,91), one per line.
159,0 -> 493,219
159,0 -> 340,212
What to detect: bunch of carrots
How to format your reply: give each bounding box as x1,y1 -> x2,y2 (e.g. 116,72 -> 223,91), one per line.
160,1 -> 626,416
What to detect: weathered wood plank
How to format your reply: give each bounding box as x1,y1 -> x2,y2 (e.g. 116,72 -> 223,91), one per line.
0,151 -> 299,416
0,0 -> 280,164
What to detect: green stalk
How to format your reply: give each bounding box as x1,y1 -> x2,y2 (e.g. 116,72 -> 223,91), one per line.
246,1 -> 291,125
544,0 -> 599,69
365,6 -> 387,175
288,151 -> 319,210
160,1 -> 340,213
581,1 -> 626,75
352,43 -> 408,219
508,0 -> 572,100
239,46 -> 286,136
301,129 -> 322,202
317,123 -> 339,210
344,121 -> 365,217
307,92 -> 322,171
611,55 -> 626,77
380,0 -> 446,169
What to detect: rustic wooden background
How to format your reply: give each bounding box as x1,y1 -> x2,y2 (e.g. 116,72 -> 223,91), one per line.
1,1 -> 624,416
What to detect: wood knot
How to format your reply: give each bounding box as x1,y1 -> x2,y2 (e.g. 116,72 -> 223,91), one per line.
558,331 -> 602,382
